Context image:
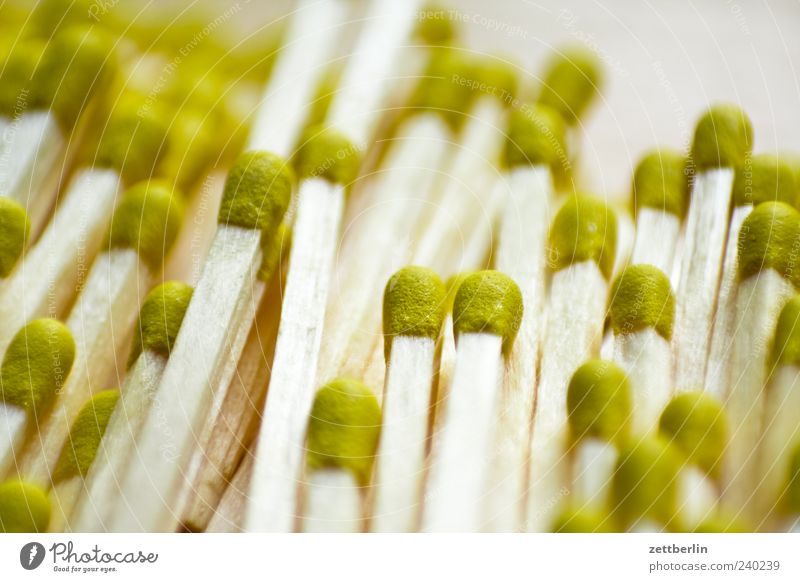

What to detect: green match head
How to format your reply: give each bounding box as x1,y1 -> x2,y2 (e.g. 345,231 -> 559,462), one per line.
218,151 -> 294,231
504,104 -> 569,182
551,506 -> 613,533
770,295 -> 800,368
53,389 -> 119,483
293,125 -> 362,186
472,55 -> 519,108
549,194 -> 618,279
306,378 -> 381,486
410,49 -> 476,131
34,25 -> 118,129
0,198 -> 31,278
127,281 -> 194,367
659,392 -> 728,479
0,480 -> 50,533
784,442 -> 800,515
452,270 -> 523,356
0,319 -> 75,414
414,5 -> 457,46
632,149 -> 692,217
611,436 -> 682,529
691,104 -> 753,170
95,97 -> 170,183
537,46 -> 603,126
566,359 -> 632,445
732,154 -> 797,207
383,266 -> 446,359
106,180 -> 184,271
737,201 -> 800,286
0,39 -> 45,118
258,222 -> 291,283
609,264 -> 675,340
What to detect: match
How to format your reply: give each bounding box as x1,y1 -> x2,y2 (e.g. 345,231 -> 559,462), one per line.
422,270 -> 522,531
370,266 -> 445,532
673,104 -> 753,391
526,194 -> 617,532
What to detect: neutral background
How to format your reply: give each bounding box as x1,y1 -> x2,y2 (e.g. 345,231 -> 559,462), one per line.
234,0 -> 800,198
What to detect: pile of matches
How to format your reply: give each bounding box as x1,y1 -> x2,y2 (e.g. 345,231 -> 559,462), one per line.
1,0 -> 799,534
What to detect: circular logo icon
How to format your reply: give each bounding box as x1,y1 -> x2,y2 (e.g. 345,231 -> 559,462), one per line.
20,542 -> 46,570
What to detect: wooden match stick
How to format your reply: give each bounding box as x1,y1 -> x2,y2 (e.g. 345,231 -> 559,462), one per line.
608,264 -> 675,434
673,104 -> 753,391
705,154 -> 797,399
15,182 -> 183,485
526,194 -> 617,532
0,319 -> 76,475
299,378 -> 381,532
48,389 -> 119,532
565,360 -> 631,519
0,98 -> 169,356
370,266 -> 445,532
422,270 -> 522,531
629,149 -> 691,276
69,282 -> 193,531
659,392 -> 728,530
723,202 -> 800,516
109,152 -> 292,532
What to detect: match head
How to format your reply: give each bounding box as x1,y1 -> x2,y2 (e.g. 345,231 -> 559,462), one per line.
537,46 -> 603,126
691,104 -> 753,171
737,201 -> 800,286
785,442 -> 800,515
611,436 -> 682,529
770,295 -> 800,368
258,222 -> 291,283
551,506 -> 613,533
632,149 -> 692,218
95,97 -> 170,183
504,104 -> 569,182
0,480 -> 50,533
732,154 -> 797,207
218,151 -> 294,231
128,281 -> 194,367
609,265 -> 675,340
53,389 -> 120,483
549,194 -> 618,279
471,55 -> 519,108
452,270 -> 523,356
34,25 -> 118,129
566,359 -> 632,445
659,392 -> 728,479
0,319 -> 76,414
293,125 -> 362,187
414,4 -> 458,46
410,49 -> 477,131
107,180 -> 184,271
0,198 -> 31,277
0,39 -> 45,118
383,266 -> 446,358
31,0 -> 96,36
306,378 -> 381,486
